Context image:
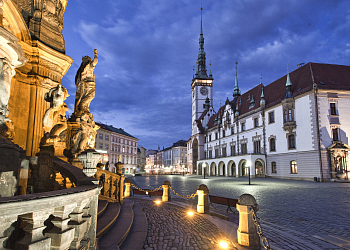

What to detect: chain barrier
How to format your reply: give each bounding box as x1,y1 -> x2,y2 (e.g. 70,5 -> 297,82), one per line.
169,186 -> 197,199
250,207 -> 271,250
130,183 -> 163,193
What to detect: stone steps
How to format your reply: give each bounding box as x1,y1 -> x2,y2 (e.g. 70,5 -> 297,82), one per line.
119,202 -> 148,250
98,199 -> 138,250
96,202 -> 121,237
97,200 -> 108,217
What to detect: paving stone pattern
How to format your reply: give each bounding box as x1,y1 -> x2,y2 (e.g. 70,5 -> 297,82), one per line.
131,197 -> 235,250
130,175 -> 350,249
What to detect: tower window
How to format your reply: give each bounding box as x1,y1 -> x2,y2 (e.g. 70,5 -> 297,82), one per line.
333,128 -> 339,141
330,103 -> 337,115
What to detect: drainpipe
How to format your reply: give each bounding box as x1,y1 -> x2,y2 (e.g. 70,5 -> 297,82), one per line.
314,84 -> 324,182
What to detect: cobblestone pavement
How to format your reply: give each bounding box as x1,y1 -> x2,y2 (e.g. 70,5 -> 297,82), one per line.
129,197 -> 235,250
129,175 -> 350,249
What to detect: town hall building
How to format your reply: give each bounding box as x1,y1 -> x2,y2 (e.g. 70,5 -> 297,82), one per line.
187,9 -> 350,181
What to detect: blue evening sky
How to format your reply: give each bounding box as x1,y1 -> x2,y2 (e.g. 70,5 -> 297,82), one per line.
61,0 -> 350,151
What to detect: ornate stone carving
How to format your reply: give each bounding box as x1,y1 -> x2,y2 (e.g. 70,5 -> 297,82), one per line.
0,26 -> 27,139
41,83 -> 69,146
0,171 -> 17,197
72,49 -> 98,120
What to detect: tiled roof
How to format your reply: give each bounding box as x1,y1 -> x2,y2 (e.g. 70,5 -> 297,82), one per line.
205,62 -> 350,130
95,122 -> 138,139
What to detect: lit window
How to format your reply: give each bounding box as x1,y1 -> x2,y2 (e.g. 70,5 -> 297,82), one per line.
330,103 -> 337,115
290,160 -> 297,174
272,162 -> 277,173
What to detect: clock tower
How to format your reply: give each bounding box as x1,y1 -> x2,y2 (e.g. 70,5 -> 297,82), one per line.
191,7 -> 213,136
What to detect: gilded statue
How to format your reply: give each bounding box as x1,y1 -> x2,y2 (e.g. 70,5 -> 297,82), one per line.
41,84 -> 69,145
73,49 -> 98,119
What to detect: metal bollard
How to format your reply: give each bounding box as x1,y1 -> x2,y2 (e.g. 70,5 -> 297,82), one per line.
236,194 -> 260,248
196,184 -> 209,214
124,179 -> 132,197
162,180 -> 171,201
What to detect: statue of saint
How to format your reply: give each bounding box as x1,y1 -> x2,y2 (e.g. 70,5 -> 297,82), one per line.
41,84 -> 69,145
73,49 -> 98,119
70,113 -> 96,156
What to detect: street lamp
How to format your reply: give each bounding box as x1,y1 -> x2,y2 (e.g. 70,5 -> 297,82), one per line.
203,164 -> 206,179
246,161 -> 251,185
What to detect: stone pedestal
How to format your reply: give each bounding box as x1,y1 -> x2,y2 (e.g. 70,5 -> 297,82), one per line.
236,194 -> 260,248
78,149 -> 102,177
162,180 -> 171,202
196,184 -> 209,214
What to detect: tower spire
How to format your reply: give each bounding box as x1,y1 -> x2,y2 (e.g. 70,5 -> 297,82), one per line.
284,64 -> 293,99
233,61 -> 240,98
195,5 -> 209,79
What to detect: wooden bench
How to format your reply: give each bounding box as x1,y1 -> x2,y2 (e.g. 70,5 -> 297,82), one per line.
132,188 -> 163,197
209,195 -> 238,213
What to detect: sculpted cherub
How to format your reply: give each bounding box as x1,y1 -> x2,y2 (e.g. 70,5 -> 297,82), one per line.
41,84 -> 69,145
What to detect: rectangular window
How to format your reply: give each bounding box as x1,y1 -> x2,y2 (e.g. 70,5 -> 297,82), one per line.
270,138 -> 276,152
209,135 -> 212,141
215,149 -> 219,158
254,141 -> 261,154
231,145 -> 236,156
272,162 -> 277,173
288,135 -> 296,149
209,150 -> 212,159
269,111 -> 275,123
254,118 -> 259,128
215,133 -> 218,140
333,128 -> 339,141
241,122 -> 246,131
222,147 -> 227,157
288,109 -> 293,122
284,110 -> 287,123
330,103 -> 337,115
99,133 -> 103,139
241,143 -> 247,154
105,135 -> 109,141
222,130 -> 225,137
105,144 -> 109,150
99,143 -> 103,149
231,126 -> 234,135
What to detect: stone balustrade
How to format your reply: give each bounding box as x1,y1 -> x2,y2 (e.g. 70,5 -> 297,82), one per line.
95,167 -> 124,204
0,185 -> 100,250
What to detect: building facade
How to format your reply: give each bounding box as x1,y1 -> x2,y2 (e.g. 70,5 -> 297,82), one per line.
96,123 -> 138,174
188,11 -> 350,181
137,145 -> 147,171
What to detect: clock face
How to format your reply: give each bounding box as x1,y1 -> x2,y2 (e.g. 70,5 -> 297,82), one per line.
200,86 -> 208,96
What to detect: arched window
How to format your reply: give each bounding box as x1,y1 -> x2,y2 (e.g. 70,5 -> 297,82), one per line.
270,138 -> 276,152
271,162 -> 277,173
290,160 -> 297,174
288,134 -> 295,149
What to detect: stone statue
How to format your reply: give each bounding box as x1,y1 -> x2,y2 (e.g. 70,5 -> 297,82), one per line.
41,83 -> 69,145
70,113 -> 97,156
0,58 -> 17,140
73,49 -> 98,119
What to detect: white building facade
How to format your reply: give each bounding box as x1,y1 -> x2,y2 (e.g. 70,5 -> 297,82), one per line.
96,123 -> 139,174
188,11 -> 350,181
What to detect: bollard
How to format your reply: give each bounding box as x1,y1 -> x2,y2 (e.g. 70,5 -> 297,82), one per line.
124,179 -> 132,197
196,184 -> 209,214
162,180 -> 171,201
236,194 -> 260,248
